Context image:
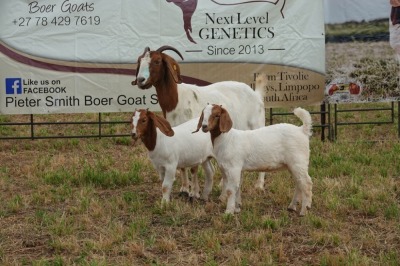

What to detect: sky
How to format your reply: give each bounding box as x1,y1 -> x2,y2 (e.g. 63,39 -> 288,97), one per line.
324,0 -> 391,24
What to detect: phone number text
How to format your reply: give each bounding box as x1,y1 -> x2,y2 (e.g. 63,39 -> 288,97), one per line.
14,16 -> 101,27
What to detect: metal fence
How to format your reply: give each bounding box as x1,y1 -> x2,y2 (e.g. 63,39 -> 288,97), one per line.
269,102 -> 399,141
0,102 -> 399,141
268,103 -> 332,141
0,113 -> 131,140
333,102 -> 399,140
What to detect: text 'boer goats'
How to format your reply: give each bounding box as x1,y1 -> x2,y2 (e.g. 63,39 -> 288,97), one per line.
132,45 -> 268,192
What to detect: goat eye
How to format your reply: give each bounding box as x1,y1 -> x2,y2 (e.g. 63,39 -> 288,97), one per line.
153,60 -> 161,65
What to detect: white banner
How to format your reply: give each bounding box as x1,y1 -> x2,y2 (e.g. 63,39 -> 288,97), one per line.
0,0 -> 325,114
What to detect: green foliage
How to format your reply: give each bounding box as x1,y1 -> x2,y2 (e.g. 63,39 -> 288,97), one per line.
350,58 -> 399,97
325,19 -> 388,40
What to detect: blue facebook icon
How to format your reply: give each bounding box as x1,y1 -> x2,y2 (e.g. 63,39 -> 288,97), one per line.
6,78 -> 22,94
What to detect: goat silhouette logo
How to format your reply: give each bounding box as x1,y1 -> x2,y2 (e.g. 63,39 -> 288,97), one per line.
166,0 -> 286,44
5,78 -> 22,95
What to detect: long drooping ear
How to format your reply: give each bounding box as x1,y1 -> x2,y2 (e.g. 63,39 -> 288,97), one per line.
132,47 -> 150,86
192,111 -> 204,133
219,107 -> 233,133
162,54 -> 182,84
148,111 -> 174,137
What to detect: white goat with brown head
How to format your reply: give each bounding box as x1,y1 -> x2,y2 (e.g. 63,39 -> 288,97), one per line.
132,46 -> 267,194
131,109 -> 214,203
194,104 -> 313,216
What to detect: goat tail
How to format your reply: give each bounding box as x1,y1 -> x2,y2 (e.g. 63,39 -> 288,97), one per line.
293,107 -> 312,137
255,75 -> 266,101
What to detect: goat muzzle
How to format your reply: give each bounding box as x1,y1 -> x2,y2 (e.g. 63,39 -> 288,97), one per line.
201,125 -> 209,133
131,132 -> 140,145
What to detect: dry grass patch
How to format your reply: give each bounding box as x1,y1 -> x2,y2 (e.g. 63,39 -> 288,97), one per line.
0,128 -> 399,265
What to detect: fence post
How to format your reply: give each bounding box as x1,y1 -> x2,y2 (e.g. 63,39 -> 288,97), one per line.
320,103 -> 326,141
30,114 -> 34,140
98,113 -> 102,139
334,104 -> 337,141
269,108 -> 273,125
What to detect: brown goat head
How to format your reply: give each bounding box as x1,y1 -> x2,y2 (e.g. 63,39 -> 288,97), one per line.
195,104 -> 233,134
132,46 -> 184,89
131,109 -> 174,150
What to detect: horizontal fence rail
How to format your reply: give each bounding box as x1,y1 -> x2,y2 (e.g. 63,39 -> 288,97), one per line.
269,104 -> 332,141
333,102 -> 398,140
0,102 -> 399,141
0,113 -> 131,140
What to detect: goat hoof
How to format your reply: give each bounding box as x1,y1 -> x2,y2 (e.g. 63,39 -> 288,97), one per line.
199,198 -> 208,204
224,210 -> 234,216
200,195 -> 209,202
299,208 -> 310,217
287,207 -> 297,213
219,195 -> 227,203
254,184 -> 264,190
178,191 -> 190,198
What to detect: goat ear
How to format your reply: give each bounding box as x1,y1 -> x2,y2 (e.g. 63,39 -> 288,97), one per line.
192,111 -> 204,133
162,54 -> 182,84
148,111 -> 174,137
219,107 -> 233,133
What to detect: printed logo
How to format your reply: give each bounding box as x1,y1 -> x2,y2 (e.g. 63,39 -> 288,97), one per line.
5,78 -> 22,95
166,0 -> 286,44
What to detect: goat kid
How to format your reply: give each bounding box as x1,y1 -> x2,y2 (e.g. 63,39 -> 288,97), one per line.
131,109 -> 214,203
194,104 -> 313,216
132,46 -> 267,193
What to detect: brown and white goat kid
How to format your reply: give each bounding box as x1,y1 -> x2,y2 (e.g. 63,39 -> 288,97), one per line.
131,109 -> 214,203
194,104 -> 313,216
132,46 -> 267,194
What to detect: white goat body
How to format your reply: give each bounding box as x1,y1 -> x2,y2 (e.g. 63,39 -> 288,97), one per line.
165,81 -> 265,129
131,109 -> 214,202
196,105 -> 313,216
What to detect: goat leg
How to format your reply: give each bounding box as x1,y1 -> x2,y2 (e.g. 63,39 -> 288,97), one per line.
223,168 -> 241,214
201,160 -> 215,201
161,166 -> 176,204
178,168 -> 190,197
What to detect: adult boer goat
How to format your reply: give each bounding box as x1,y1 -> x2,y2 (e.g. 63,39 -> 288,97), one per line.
132,46 -> 267,193
194,104 -> 313,216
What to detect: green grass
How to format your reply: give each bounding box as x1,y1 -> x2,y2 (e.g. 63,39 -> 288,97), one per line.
0,119 -> 399,265
325,19 -> 388,41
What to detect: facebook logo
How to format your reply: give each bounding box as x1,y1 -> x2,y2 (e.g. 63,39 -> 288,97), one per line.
5,78 -> 22,95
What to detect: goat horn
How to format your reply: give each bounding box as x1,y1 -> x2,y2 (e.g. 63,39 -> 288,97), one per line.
156,45 -> 184,60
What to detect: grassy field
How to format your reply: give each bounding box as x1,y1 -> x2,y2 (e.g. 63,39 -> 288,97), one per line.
0,104 -> 399,265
